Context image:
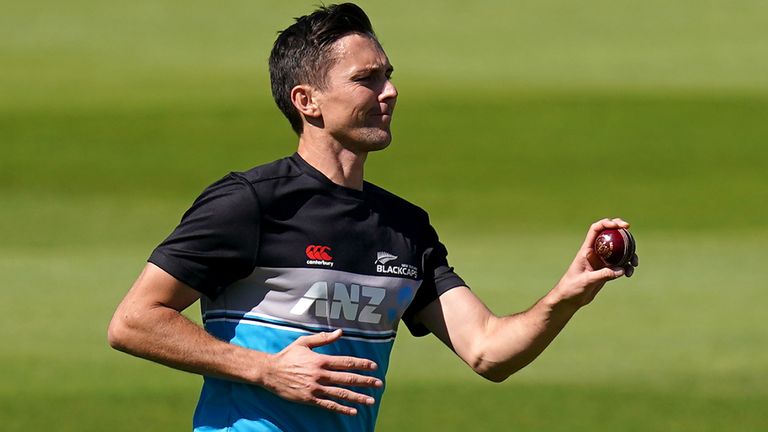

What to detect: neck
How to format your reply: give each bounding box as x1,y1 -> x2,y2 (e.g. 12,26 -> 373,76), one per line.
297,134 -> 367,191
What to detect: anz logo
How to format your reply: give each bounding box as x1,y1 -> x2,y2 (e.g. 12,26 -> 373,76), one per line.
289,282 -> 385,324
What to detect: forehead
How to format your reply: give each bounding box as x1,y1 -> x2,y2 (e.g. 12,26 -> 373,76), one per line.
326,33 -> 390,75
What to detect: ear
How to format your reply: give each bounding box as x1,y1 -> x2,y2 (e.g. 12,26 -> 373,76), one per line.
290,85 -> 322,120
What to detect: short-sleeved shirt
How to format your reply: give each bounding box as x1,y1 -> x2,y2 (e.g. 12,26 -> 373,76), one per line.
149,153 -> 465,432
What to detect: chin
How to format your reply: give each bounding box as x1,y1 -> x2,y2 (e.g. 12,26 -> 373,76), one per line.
335,127 -> 393,153
355,129 -> 392,152
366,143 -> 390,153
368,138 -> 392,152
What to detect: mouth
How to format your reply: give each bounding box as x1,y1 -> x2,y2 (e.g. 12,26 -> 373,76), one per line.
370,110 -> 393,119
371,103 -> 395,118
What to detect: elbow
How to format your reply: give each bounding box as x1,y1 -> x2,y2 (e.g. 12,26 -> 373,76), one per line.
469,351 -> 516,383
474,362 -> 514,383
107,314 -> 132,353
479,369 -> 511,383
469,342 -> 526,383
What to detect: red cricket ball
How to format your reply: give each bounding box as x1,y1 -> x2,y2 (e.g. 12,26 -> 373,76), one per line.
593,228 -> 636,267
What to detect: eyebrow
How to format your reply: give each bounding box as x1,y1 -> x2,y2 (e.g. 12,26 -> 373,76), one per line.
351,64 -> 394,77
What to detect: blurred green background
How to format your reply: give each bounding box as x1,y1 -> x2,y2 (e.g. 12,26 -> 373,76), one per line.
2,1 -> 766,430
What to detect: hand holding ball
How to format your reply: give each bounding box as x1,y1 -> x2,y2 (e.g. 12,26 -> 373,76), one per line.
593,228 -> 636,268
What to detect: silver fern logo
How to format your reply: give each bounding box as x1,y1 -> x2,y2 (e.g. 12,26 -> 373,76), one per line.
375,251 -> 418,278
375,251 -> 397,265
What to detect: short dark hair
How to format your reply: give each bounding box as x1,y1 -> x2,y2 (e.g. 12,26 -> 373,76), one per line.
269,3 -> 377,134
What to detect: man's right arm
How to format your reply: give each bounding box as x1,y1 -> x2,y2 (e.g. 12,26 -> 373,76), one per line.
108,263 -> 382,416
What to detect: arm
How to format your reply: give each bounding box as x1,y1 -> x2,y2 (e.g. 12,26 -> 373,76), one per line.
415,218 -> 638,382
108,263 -> 382,415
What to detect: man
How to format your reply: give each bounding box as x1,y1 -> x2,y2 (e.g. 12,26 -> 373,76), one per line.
108,3 -> 638,431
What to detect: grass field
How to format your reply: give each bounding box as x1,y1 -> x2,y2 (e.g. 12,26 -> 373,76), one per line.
2,1 -> 767,430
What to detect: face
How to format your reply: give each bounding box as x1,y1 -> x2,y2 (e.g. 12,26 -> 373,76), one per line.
313,33 -> 398,153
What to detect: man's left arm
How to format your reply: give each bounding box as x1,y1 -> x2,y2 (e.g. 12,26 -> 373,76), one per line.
414,218 -> 637,382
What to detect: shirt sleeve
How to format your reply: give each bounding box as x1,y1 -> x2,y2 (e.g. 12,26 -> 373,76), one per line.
148,173 -> 260,299
401,225 -> 466,337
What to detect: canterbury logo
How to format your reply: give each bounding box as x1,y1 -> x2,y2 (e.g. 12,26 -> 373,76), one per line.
306,245 -> 332,261
375,251 -> 397,265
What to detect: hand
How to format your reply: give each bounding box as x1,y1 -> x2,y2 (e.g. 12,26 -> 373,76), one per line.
259,329 -> 382,416
554,218 -> 639,308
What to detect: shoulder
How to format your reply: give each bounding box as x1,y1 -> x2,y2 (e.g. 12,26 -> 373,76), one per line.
230,155 -> 311,206
234,156 -> 303,186
366,182 -> 427,212
192,156 -> 304,209
364,181 -> 431,227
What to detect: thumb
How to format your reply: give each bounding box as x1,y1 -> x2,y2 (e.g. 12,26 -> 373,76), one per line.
587,266 -> 625,284
295,328 -> 343,349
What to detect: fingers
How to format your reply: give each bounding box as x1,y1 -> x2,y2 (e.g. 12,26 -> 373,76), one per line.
580,218 -> 631,251
624,265 -> 635,278
320,371 -> 383,388
321,354 -> 378,372
315,385 -> 376,406
296,330 -> 379,371
311,372 -> 381,416
311,384 -> 379,415
313,398 -> 360,416
296,328 -> 343,348
623,253 -> 639,278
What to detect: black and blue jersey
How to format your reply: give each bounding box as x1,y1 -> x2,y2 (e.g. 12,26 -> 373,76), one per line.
149,153 -> 465,432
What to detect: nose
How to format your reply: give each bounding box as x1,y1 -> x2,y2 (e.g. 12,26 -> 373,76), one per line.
380,79 -> 398,102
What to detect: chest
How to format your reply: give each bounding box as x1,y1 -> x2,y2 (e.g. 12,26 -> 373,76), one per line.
257,192 -> 424,280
